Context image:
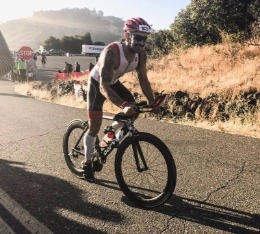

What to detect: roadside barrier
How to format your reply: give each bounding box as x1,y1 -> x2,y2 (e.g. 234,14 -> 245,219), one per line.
55,70 -> 90,81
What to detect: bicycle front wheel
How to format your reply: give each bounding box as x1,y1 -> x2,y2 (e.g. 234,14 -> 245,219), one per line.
63,120 -> 87,177
115,132 -> 177,208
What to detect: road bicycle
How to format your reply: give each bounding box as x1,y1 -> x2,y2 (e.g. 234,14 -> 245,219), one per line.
63,93 -> 177,208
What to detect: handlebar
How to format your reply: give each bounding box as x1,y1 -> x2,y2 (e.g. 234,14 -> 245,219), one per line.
135,93 -> 166,113
103,92 -> 166,122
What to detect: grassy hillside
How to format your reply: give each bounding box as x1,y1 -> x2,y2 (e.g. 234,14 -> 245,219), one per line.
122,43 -> 260,137
16,42 -> 260,138
0,8 -> 123,51
124,43 -> 259,96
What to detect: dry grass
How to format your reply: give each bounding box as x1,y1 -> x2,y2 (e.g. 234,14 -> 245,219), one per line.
15,43 -> 260,138
15,81 -> 121,113
122,43 -> 260,98
113,43 -> 260,138
15,82 -> 86,109
178,116 -> 260,139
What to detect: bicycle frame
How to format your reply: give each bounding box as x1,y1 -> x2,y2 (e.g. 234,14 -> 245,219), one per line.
69,114 -> 136,164
98,114 -> 150,172
95,114 -> 136,163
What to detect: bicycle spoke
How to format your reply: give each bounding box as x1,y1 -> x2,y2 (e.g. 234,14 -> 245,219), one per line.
120,139 -> 169,200
63,121 -> 86,176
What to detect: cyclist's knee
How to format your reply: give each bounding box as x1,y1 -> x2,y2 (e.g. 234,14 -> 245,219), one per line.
88,119 -> 102,136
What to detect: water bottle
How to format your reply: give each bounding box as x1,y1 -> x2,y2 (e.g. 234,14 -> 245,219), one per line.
100,127 -> 115,148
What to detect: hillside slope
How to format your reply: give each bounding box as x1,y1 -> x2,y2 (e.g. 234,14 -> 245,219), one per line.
122,43 -> 260,137
0,8 -> 124,50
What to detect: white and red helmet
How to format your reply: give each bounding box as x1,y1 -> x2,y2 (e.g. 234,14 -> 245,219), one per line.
124,17 -> 151,34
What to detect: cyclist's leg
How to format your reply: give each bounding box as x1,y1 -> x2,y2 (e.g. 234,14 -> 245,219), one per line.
83,77 -> 105,181
85,77 -> 106,161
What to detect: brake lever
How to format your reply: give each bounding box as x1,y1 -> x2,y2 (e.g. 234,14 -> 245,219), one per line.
147,94 -> 166,108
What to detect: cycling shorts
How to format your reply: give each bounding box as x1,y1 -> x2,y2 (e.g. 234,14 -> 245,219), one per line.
87,77 -> 135,119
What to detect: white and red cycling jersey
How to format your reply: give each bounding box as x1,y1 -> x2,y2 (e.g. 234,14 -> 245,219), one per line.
90,42 -> 139,84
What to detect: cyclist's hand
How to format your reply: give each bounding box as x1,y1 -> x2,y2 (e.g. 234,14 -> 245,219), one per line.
148,92 -> 166,111
122,104 -> 137,116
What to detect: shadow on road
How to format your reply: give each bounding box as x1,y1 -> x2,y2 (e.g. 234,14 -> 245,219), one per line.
0,159 -> 124,234
96,179 -> 260,233
159,195 -> 260,233
1,159 -> 259,233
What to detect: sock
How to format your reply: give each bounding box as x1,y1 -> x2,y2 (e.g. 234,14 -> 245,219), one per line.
83,134 -> 96,162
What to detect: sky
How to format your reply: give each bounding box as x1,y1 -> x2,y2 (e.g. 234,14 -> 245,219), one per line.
0,0 -> 191,30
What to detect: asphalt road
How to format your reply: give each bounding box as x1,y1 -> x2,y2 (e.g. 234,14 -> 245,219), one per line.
0,58 -> 260,233
35,55 -> 97,83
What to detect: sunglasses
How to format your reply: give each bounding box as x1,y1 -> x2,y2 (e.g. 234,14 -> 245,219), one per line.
133,35 -> 148,42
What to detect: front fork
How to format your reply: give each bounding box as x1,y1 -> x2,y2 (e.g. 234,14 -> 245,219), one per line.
131,137 -> 149,172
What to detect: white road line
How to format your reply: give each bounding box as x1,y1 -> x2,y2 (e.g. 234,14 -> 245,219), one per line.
0,188 -> 53,234
0,216 -> 15,234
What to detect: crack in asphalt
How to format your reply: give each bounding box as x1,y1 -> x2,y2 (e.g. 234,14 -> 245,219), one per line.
204,161 -> 246,202
162,162 -> 247,233
1,126 -> 65,147
161,161 -> 248,233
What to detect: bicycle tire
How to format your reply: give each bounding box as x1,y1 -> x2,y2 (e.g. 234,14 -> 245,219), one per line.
115,132 -> 177,208
63,120 -> 87,177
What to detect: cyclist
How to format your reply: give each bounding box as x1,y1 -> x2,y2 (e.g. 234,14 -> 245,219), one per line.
83,17 -> 158,182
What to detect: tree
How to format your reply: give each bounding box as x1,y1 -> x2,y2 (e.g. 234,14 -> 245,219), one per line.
61,36 -> 83,54
146,30 -> 175,59
93,41 -> 105,45
170,0 -> 260,47
43,36 -> 62,50
42,32 -> 101,54
98,10 -> 104,16
80,33 -> 93,45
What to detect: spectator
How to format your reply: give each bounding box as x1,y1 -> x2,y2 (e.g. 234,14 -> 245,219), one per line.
74,61 -> 80,72
89,62 -> 94,71
64,62 -> 73,74
41,53 -> 47,68
17,57 -> 27,82
63,62 -> 68,73
11,58 -> 19,82
27,55 -> 37,81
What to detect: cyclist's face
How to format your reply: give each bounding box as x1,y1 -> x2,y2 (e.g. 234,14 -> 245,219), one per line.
129,33 -> 147,53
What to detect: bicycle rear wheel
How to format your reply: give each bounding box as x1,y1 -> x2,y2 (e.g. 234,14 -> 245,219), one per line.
63,120 -> 87,177
115,132 -> 177,208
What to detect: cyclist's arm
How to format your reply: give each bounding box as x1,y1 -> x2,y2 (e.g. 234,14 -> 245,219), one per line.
99,46 -> 125,107
136,50 -> 155,103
